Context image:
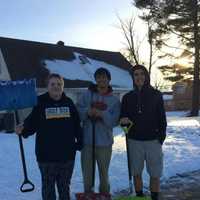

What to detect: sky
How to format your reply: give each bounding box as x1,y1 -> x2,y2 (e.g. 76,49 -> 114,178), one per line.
0,0 -> 143,51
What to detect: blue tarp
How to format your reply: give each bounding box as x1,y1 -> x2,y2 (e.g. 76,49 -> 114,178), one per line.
0,79 -> 37,111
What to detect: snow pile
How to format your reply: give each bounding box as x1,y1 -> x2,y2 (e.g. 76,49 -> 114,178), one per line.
166,111 -> 189,118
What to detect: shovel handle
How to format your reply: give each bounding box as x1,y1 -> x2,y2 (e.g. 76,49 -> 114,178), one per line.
120,121 -> 134,194
15,110 -> 35,193
120,121 -> 133,134
20,179 -> 35,193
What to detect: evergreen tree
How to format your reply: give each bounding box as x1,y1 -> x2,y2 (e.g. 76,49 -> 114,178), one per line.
134,0 -> 200,116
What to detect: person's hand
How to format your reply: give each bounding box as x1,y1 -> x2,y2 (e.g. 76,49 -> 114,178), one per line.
88,108 -> 97,117
120,117 -> 132,126
88,108 -> 102,118
75,142 -> 83,151
15,123 -> 24,135
158,134 -> 166,145
94,110 -> 103,118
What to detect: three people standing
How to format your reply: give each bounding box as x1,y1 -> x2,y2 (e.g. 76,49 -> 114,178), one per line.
15,65 -> 166,200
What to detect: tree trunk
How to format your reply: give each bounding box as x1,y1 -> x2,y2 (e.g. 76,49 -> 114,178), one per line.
191,0 -> 200,116
148,27 -> 153,82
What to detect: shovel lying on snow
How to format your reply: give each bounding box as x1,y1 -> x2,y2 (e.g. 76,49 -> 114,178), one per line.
76,119 -> 111,200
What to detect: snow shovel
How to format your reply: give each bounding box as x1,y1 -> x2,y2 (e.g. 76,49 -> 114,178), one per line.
116,123 -> 151,200
120,122 -> 134,194
15,111 -> 35,192
0,79 -> 36,193
76,119 -> 111,200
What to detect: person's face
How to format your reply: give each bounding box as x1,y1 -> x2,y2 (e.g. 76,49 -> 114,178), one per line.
95,73 -> 110,88
133,69 -> 145,88
47,77 -> 64,98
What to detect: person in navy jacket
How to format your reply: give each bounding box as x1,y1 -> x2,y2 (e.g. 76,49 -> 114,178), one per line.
16,73 -> 83,200
120,65 -> 167,200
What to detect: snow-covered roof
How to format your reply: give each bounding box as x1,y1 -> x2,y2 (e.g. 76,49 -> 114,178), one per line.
44,52 -> 133,88
0,37 -> 133,89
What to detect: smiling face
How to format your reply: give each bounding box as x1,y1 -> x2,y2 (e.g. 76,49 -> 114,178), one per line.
133,69 -> 146,89
47,76 -> 64,100
95,73 -> 110,89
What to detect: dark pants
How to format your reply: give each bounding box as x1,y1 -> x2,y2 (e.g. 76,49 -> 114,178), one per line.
38,161 -> 75,200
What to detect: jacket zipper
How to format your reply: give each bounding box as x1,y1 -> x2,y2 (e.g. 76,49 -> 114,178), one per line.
138,91 -> 142,114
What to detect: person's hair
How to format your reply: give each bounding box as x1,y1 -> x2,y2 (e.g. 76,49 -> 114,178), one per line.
46,73 -> 64,86
94,67 -> 111,80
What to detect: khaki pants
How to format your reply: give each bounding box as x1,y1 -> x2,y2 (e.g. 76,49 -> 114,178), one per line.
81,145 -> 112,193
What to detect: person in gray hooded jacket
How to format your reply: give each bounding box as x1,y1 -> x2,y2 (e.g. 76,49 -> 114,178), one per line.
77,67 -> 120,193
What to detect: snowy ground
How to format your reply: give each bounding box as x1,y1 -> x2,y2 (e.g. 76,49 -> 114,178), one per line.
0,112 -> 200,200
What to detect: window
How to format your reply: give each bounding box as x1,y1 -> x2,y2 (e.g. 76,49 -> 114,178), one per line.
79,55 -> 90,64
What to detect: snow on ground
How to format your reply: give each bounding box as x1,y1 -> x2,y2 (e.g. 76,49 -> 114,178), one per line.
0,113 -> 200,199
44,52 -> 133,89
166,111 -> 189,118
163,95 -> 173,101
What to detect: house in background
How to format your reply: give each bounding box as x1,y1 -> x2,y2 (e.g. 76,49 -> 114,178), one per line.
0,37 -> 133,97
172,80 -> 200,110
0,37 -> 133,131
1,36 -> 189,132
163,80 -> 200,111
3,37 -> 188,103
163,92 -> 174,111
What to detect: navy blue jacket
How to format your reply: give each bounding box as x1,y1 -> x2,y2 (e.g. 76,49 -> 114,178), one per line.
120,86 -> 167,144
22,92 -> 83,163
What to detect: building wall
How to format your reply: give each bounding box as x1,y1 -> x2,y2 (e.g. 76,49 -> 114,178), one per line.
18,87 -> 130,122
3,85 -> 183,132
1,86 -> 179,133
164,99 -> 175,111
172,81 -> 200,110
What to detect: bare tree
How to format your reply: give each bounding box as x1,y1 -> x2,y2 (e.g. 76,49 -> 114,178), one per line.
153,72 -> 165,90
117,15 -> 141,65
117,14 -> 162,84
147,20 -> 153,78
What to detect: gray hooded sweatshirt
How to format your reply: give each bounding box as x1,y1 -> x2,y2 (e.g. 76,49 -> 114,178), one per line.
77,84 -> 120,146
